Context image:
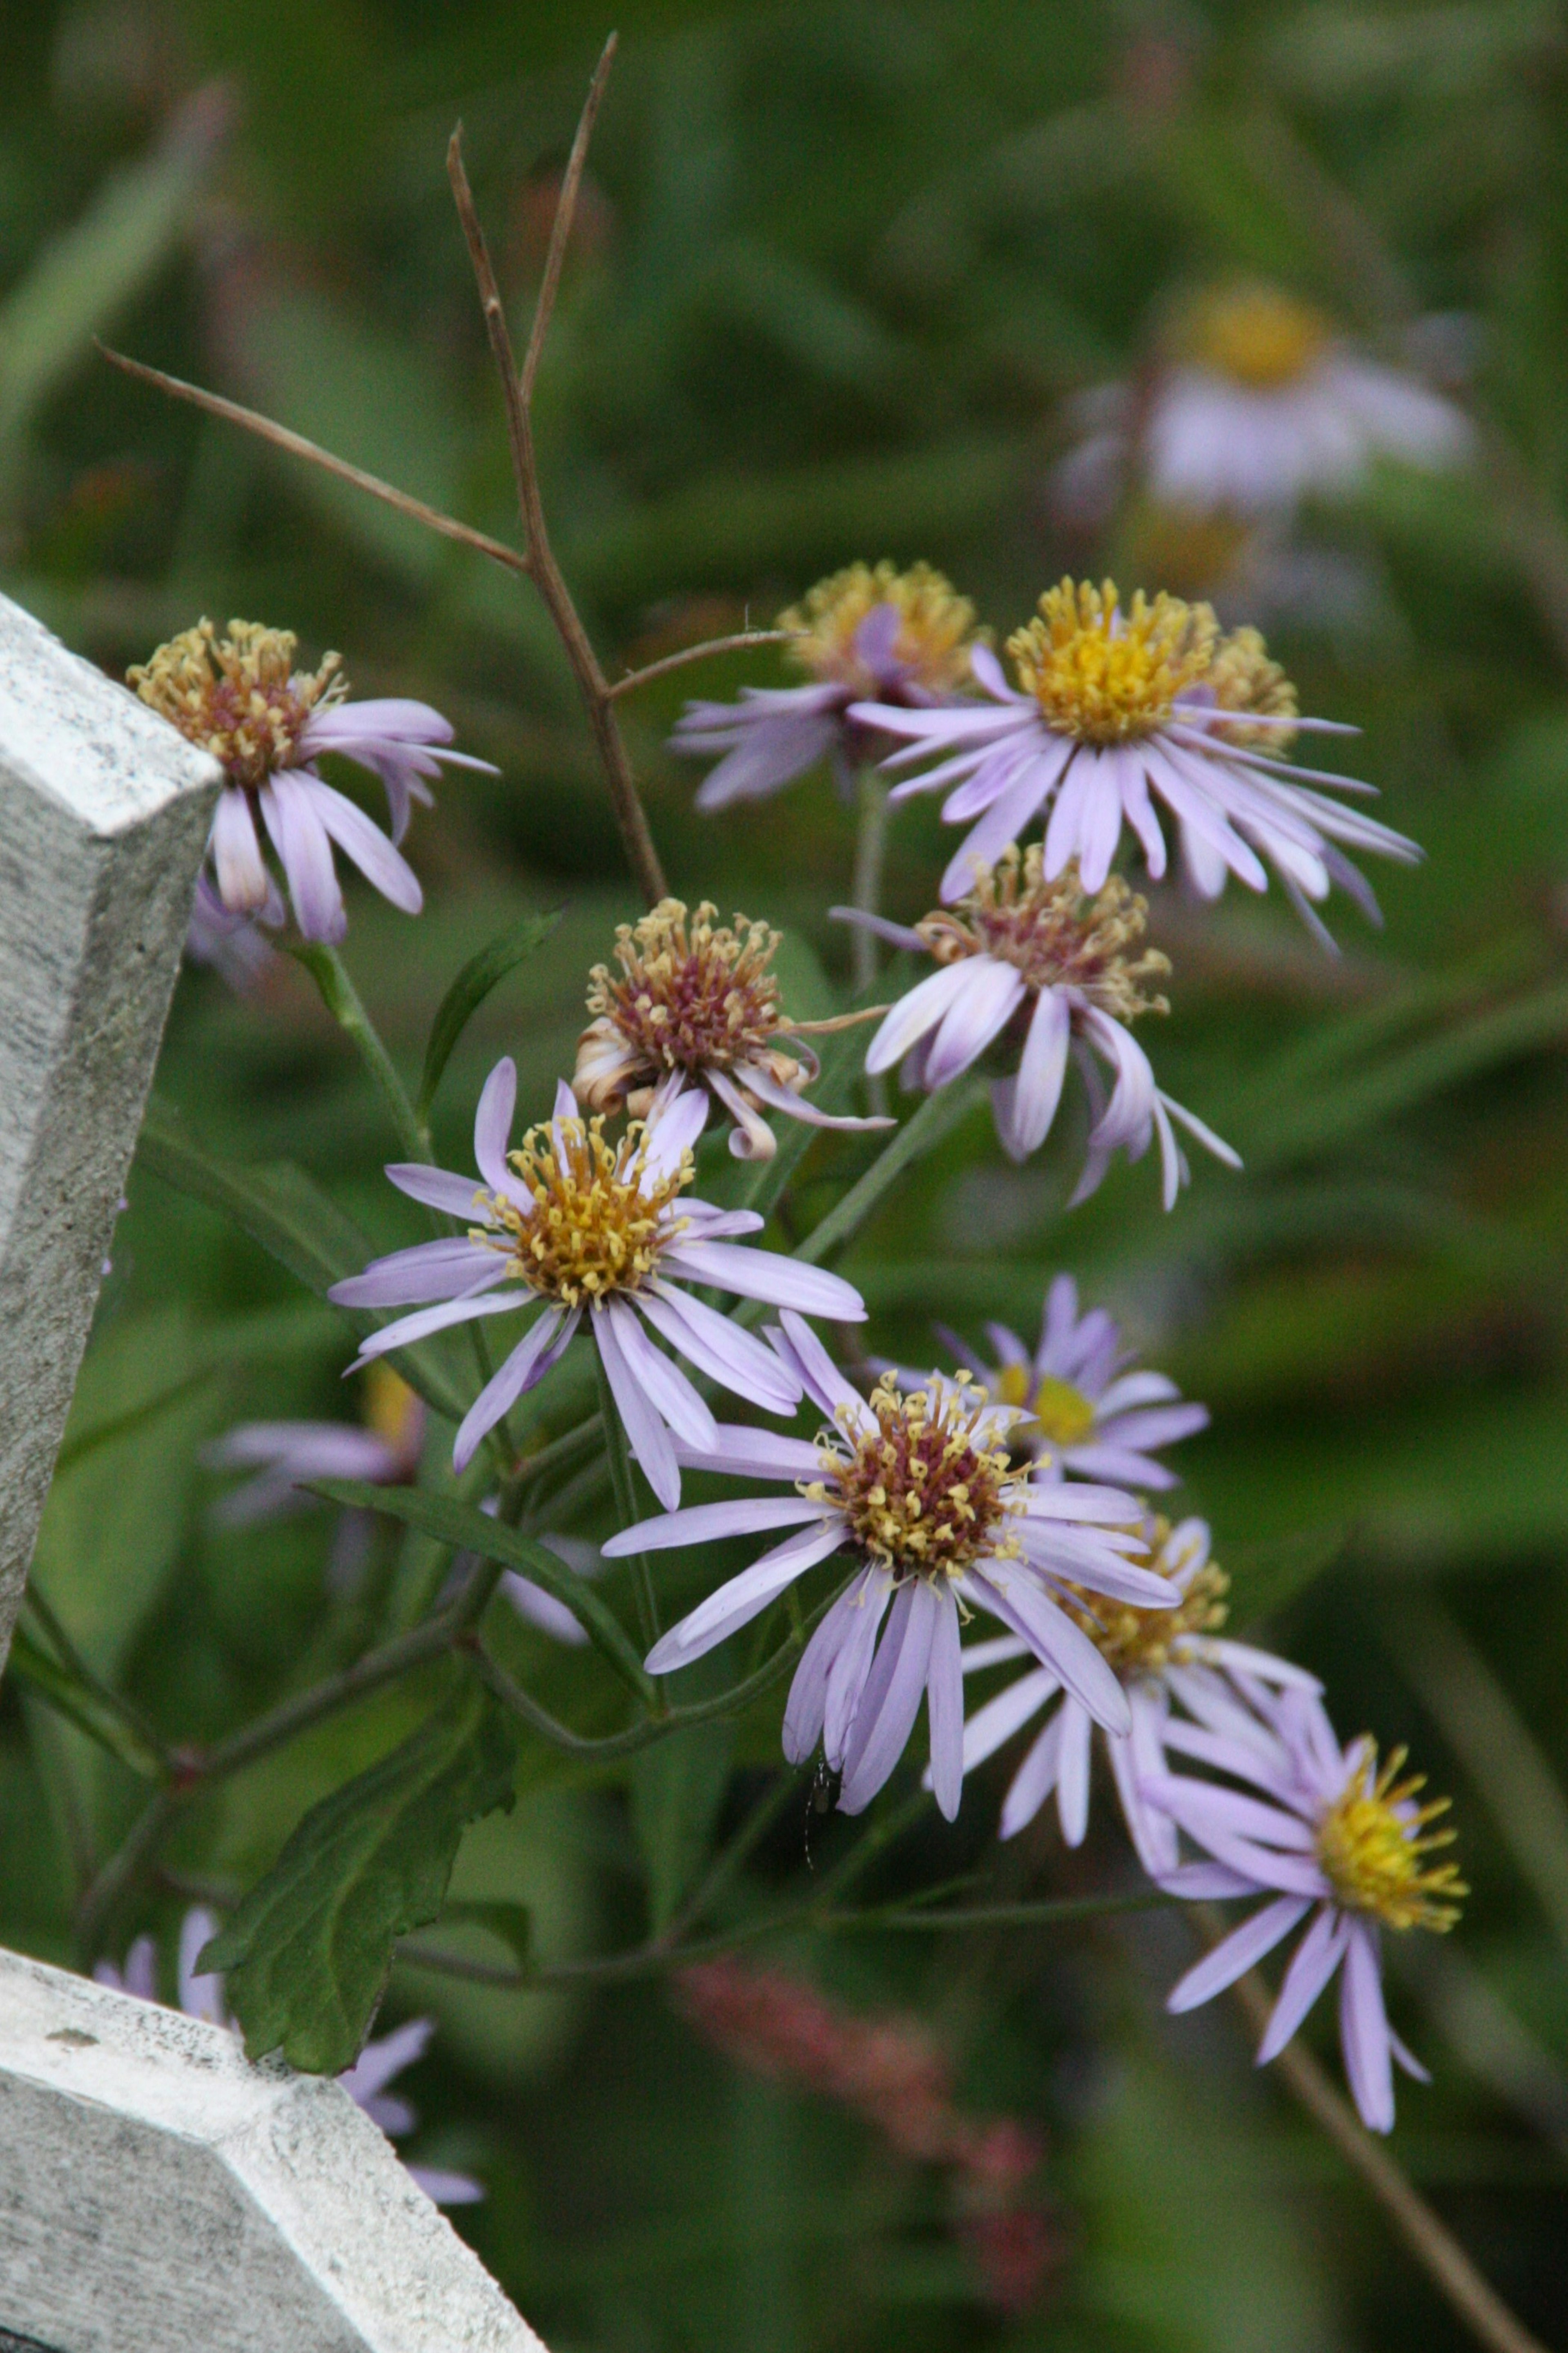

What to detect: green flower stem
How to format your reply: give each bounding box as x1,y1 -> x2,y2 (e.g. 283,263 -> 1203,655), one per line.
287,940 -> 430,1163
659,1766 -> 808,1947
795,1073 -> 987,1269
594,1348 -> 661,1656
849,768 -> 890,997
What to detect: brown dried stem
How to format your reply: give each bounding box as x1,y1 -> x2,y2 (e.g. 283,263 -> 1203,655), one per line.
98,346 -> 528,575
606,629 -> 791,699
446,41 -> 668,909
1197,1912 -> 1549,2353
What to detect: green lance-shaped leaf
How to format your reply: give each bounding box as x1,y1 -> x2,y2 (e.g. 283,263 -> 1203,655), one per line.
309,1477 -> 655,1703
137,1099 -> 470,1426
418,909 -> 564,1119
202,1684 -> 517,2072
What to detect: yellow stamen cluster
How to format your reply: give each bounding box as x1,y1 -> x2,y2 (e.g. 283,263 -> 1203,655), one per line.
989,1362 -> 1098,1450
129,619 -> 345,791
1007,579 -> 1296,751
780,561 -> 979,697
577,900 -> 797,1111
1316,1742 -> 1466,1932
918,850 -> 1171,1026
1184,283 -> 1331,392
1061,1519 -> 1228,1679
474,1114 -> 691,1309
813,1375 -> 1024,1582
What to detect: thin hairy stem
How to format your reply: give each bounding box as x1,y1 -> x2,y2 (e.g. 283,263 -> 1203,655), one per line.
446,65 -> 668,910
607,630 -> 790,700
97,346 -> 527,574
795,1074 -> 987,1268
661,1767 -> 808,1946
287,941 -> 429,1163
20,1587 -> 172,1776
849,770 -> 891,998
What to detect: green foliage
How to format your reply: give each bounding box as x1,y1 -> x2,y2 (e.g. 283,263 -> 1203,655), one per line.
202,1682 -> 517,2071
419,908 -> 564,1117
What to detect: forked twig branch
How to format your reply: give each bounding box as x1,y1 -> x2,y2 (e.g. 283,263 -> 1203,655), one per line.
607,628 -> 791,699
98,346 -> 528,575
446,38 -> 668,909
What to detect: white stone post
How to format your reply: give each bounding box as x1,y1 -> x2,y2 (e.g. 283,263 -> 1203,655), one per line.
0,588 -> 218,1670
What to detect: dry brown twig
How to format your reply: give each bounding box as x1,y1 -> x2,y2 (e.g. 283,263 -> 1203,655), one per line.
1192,1910 -> 1549,2353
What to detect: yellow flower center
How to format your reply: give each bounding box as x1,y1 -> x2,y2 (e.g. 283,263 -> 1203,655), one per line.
918,850 -> 1172,1026
129,619 -> 346,791
1026,1375 -> 1099,1448
1060,1518 -> 1228,1678
1315,1743 -> 1466,1932
1186,283 -> 1331,391
780,561 -> 979,697
1009,580 -> 1218,746
811,1375 -> 1025,1582
474,1113 -> 691,1309
585,900 -> 790,1083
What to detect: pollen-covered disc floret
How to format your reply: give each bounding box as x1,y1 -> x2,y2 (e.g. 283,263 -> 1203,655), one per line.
1315,1742 -> 1466,1933
1009,582 -> 1218,748
477,1112 -> 691,1309
131,619 -> 347,789
781,562 -> 979,698
815,1374 -> 1026,1583
1059,1516 -> 1228,1678
918,849 -> 1171,1026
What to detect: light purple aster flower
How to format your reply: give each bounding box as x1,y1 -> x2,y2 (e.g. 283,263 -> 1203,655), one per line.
1139,1683 -> 1465,2133
948,1516 -> 1317,1872
938,1273 -> 1208,1488
328,1064 -> 864,1507
95,1909 -> 482,2204
130,619 -> 496,944
841,849 -> 1238,1205
670,562 -> 981,810
847,579 -> 1417,937
601,1312 -> 1175,1822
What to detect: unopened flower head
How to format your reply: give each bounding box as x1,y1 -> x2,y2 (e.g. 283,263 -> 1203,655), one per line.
131,617 -> 494,944
1147,1682 -> 1464,2131
330,1065 -> 863,1503
574,898 -> 890,1161
938,1274 -> 1209,1488
849,577 -> 1417,934
606,1312 -> 1176,1824
670,559 -> 982,811
813,1373 -> 1027,1584
780,562 -> 978,700
851,853 -> 1236,1204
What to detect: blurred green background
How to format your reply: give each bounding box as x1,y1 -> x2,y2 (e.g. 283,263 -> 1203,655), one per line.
5,0 -> 1568,2346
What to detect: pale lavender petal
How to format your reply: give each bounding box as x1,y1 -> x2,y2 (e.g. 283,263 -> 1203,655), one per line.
940,762 -> 1058,902
595,1302 -> 681,1511
737,1060 -> 894,1136
640,1280 -> 801,1415
922,959 -> 1026,1090
1256,1905 -> 1351,2062
454,1306 -> 574,1473
612,1301 -> 718,1452
1056,1695 -> 1094,1845
307,777 -> 422,914
839,1580 -> 939,1814
926,1587 -> 965,1821
1166,1898 -> 1314,2014
673,1423 -> 824,1482
330,1238 -> 506,1310
769,1309 -> 874,1430
993,987 -> 1071,1163
646,1520 -> 847,1673
865,963 -> 975,1077
999,1710 -> 1066,1838
385,1163 -> 490,1218
261,773 -> 343,942
601,1495 -> 825,1557
179,1907 -> 227,2025
1388,2027 -> 1431,2083
344,1286 -> 524,1368
503,1572 -> 590,1645
969,1566 -> 1130,1734
783,1572 -> 868,1764
405,2165 -> 486,2206
1156,1862 -> 1259,1899
827,906 -> 927,954
662,1240 -> 866,1322
211,785 -> 272,912
642,1079 -> 709,1185
960,1665 -> 1059,1772
1144,1778 -> 1317,1851
473,1059 -> 522,1202
340,2017 -> 433,2104
1339,1921 -> 1395,2132
1107,1688 -> 1180,1876
823,1573 -> 893,1765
